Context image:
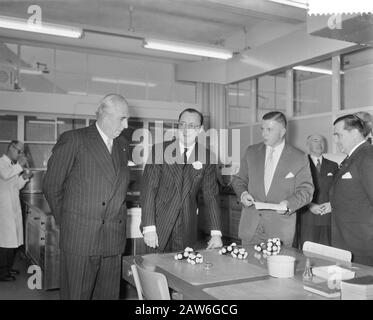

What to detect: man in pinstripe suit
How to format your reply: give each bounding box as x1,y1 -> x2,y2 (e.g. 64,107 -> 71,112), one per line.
43,94 -> 130,300
141,108 -> 223,252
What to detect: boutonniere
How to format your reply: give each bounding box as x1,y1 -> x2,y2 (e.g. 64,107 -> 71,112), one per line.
192,161 -> 203,170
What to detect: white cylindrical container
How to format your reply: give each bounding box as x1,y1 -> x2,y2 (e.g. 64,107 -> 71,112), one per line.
267,255 -> 295,278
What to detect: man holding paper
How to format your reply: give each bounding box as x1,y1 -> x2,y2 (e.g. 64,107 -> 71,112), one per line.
232,111 -> 314,246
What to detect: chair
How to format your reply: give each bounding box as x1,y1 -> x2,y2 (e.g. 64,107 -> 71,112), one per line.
302,241 -> 352,262
131,261 -> 171,300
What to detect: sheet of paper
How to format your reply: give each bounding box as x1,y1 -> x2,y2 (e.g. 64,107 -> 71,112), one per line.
254,201 -> 287,211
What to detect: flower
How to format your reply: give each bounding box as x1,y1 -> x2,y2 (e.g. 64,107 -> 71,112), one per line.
192,161 -> 203,170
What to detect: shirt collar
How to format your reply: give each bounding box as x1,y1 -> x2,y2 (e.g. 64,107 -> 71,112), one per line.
348,140 -> 366,157
96,122 -> 111,143
179,141 -> 196,152
1,154 -> 12,165
266,140 -> 285,153
310,154 -> 323,165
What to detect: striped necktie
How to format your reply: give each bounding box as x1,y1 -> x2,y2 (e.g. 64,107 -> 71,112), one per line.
316,158 -> 321,173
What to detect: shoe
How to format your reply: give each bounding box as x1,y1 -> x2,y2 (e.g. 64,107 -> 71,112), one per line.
9,269 -> 20,275
0,275 -> 16,282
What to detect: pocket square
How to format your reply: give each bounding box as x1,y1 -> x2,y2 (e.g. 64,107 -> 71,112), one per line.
342,172 -> 352,179
327,172 -> 333,176
285,172 -> 295,179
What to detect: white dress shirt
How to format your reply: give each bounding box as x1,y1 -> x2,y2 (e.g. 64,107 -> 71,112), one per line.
310,155 -> 323,167
96,122 -> 112,153
264,140 -> 285,195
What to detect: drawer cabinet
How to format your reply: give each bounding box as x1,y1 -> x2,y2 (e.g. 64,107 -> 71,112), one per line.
198,193 -> 242,241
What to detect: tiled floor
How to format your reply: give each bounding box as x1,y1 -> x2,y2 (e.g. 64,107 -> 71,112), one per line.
0,251 -> 138,300
0,233 -> 225,300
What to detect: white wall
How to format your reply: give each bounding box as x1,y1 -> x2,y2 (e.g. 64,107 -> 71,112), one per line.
0,91 -> 199,120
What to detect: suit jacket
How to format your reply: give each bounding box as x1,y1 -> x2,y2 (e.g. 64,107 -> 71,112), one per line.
43,124 -> 130,256
140,140 -> 221,251
330,141 -> 373,257
300,156 -> 338,227
232,142 -> 314,243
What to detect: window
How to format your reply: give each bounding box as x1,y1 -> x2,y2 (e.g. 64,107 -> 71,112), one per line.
293,59 -> 332,116
342,48 -> 373,109
227,80 -> 253,126
0,114 -> 17,156
257,73 -> 286,120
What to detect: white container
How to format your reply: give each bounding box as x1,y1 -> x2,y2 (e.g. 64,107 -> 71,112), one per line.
267,255 -> 295,278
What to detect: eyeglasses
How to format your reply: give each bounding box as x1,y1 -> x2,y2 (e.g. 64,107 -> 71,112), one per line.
12,144 -> 24,155
178,122 -> 201,130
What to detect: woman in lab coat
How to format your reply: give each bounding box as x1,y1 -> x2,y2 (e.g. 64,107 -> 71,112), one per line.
0,141 -> 31,281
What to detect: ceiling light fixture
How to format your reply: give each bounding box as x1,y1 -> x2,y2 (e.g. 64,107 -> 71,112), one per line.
268,0 -> 308,10
143,39 -> 233,60
0,15 -> 83,38
92,76 -> 157,87
19,68 -> 43,75
293,65 -> 344,75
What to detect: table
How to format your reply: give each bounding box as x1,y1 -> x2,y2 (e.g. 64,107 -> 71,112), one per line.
123,246 -> 373,300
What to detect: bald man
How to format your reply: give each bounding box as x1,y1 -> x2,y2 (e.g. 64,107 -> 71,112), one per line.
43,94 -> 131,300
299,134 -> 338,247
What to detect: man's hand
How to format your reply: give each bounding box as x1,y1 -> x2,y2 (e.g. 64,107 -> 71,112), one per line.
21,170 -> 33,180
241,191 -> 255,207
18,155 -> 28,167
309,203 -> 322,215
276,200 -> 289,215
143,231 -> 159,248
319,202 -> 332,215
206,235 -> 222,249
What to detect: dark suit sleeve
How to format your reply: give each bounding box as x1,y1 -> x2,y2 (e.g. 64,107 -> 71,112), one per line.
232,148 -> 249,199
286,155 -> 314,212
43,131 -> 79,224
358,154 -> 373,206
202,164 -> 221,231
140,146 -> 162,228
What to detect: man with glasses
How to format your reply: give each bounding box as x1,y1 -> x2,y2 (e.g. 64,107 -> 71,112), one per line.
331,114 -> 373,266
141,108 -> 222,252
0,141 -> 32,281
43,94 -> 130,299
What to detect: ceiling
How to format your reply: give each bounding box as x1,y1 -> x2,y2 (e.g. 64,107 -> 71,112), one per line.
0,0 -> 307,62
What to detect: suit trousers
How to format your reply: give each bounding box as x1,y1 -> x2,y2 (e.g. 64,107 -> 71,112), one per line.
0,247 -> 15,278
60,251 -> 122,300
300,225 -> 331,248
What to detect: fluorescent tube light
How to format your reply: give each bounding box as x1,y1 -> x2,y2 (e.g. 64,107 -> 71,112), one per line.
268,0 -> 308,9
228,92 -> 246,96
92,76 -> 157,87
19,68 -> 43,75
293,65 -> 344,75
143,39 -> 233,60
68,91 -> 88,96
0,15 -> 83,38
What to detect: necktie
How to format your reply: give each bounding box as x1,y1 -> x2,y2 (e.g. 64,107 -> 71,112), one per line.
183,147 -> 188,165
107,138 -> 113,154
316,158 -> 321,173
264,147 -> 275,195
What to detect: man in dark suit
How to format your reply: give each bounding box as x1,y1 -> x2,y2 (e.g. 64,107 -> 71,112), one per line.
141,108 -> 222,252
299,134 -> 338,247
232,111 -> 314,246
331,114 -> 373,266
43,94 -> 130,299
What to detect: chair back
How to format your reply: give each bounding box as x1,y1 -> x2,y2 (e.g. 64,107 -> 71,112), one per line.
131,261 -> 171,300
302,241 -> 352,262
